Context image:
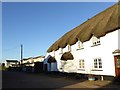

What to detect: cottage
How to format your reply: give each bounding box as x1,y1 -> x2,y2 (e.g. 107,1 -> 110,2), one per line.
45,2 -> 120,79
21,56 -> 45,72
33,56 -> 45,63
5,60 -> 19,68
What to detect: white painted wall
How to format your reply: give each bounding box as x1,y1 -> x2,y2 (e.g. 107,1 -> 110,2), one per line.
33,57 -> 45,62
22,59 -> 28,64
46,29 -> 119,76
5,61 -> 18,68
22,57 -> 45,67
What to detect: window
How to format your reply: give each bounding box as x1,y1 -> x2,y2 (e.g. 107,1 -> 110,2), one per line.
94,58 -> 102,69
116,58 -> 120,68
79,60 -> 85,68
92,36 -> 100,46
59,48 -> 63,54
68,45 -> 71,52
78,40 -> 84,49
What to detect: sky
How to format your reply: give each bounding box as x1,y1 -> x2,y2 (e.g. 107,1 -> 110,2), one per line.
2,2 -> 116,62
2,0 -> 118,2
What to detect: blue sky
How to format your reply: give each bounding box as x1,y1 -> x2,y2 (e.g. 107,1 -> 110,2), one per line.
2,2 -> 115,62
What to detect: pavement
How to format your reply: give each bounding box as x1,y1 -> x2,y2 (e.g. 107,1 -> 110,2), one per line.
62,80 -> 115,88
2,71 -> 120,89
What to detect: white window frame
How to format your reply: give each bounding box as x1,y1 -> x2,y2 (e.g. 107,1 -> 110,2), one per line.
68,44 -> 71,52
77,40 -> 84,50
93,58 -> 102,69
79,59 -> 85,69
92,36 -> 100,46
59,48 -> 63,54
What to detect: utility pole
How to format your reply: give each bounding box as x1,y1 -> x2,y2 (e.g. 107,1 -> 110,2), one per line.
20,44 -> 23,62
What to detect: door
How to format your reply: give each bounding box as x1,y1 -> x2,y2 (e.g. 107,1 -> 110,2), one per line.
114,55 -> 120,77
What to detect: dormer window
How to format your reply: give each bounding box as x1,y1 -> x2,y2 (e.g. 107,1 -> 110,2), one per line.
92,36 -> 100,46
77,40 -> 84,50
68,45 -> 71,52
59,48 -> 63,54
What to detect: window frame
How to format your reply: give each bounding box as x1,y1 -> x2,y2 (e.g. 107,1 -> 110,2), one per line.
77,40 -> 84,50
93,58 -> 102,70
79,59 -> 85,69
91,36 -> 101,47
68,44 -> 71,52
59,48 -> 63,54
116,58 -> 120,68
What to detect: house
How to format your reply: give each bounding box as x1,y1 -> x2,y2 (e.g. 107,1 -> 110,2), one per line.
5,60 -> 19,68
33,55 -> 45,63
21,56 -> 45,72
20,57 -> 34,72
45,2 -> 120,79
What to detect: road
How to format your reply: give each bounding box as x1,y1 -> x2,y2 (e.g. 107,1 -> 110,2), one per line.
2,71 -> 120,89
2,71 -> 85,89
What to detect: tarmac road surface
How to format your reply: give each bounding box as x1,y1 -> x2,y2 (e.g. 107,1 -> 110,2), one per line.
2,71 -> 120,89
2,71 -> 85,89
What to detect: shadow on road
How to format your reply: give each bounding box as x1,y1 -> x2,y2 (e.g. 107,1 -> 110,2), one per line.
2,71 -> 87,89
2,71 -> 120,89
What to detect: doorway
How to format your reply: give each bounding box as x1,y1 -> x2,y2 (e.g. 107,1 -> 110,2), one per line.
114,55 -> 120,77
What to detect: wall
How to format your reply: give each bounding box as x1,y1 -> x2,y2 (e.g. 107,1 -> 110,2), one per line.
34,57 -> 45,62
46,29 -> 119,76
5,61 -> 18,68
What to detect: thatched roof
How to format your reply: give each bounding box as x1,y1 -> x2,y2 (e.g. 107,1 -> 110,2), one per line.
112,49 -> 120,54
47,56 -> 56,63
6,60 -> 18,62
47,2 -> 120,52
61,52 -> 74,60
33,56 -> 45,59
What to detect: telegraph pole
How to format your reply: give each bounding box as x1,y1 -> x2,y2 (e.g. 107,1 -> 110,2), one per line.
20,44 -> 23,61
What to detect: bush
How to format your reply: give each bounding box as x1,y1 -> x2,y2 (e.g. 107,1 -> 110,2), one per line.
0,66 -> 7,71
